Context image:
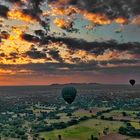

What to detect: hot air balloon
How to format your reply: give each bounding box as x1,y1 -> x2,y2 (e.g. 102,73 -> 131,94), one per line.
61,87 -> 77,104
129,79 -> 135,86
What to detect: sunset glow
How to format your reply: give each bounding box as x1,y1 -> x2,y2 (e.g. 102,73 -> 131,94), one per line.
0,0 -> 139,85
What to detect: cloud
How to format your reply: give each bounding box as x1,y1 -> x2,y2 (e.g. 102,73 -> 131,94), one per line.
132,15 -> 140,25
25,50 -> 47,59
0,31 -> 9,40
0,5 -> 9,18
0,53 -> 6,57
20,31 -> 140,64
48,49 -> 63,62
99,65 -> 140,74
53,18 -> 74,31
0,0 -> 139,79
6,0 -> 21,3
101,59 -> 140,65
48,0 -> 140,19
32,35 -> 140,56
21,33 -> 40,43
9,52 -> 18,58
0,60 -> 139,77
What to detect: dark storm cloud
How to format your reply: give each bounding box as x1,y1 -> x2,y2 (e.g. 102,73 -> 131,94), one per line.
0,62 -> 98,74
25,50 -> 47,59
6,0 -> 44,7
48,0 -> 140,19
40,36 -> 140,55
48,50 -> 63,62
22,9 -> 42,20
99,66 -> 140,74
6,0 -> 21,3
9,52 -> 18,57
76,0 -> 140,18
35,30 -> 45,37
21,33 -> 40,43
5,0 -> 46,25
100,59 -> 140,65
28,0 -> 44,7
0,60 -> 139,76
0,53 -> 6,57
23,0 -> 44,18
21,31 -> 140,56
0,5 -> 9,18
0,31 -> 9,39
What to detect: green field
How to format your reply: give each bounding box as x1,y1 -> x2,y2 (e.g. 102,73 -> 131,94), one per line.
40,118 -> 124,140
131,122 -> 140,129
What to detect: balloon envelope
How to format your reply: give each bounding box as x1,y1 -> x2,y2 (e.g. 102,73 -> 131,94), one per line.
62,87 -> 77,104
129,79 -> 135,86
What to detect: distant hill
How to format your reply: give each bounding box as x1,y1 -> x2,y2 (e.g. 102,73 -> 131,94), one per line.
48,83 -> 102,87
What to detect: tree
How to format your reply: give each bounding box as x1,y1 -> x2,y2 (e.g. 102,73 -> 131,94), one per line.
67,113 -> 72,116
58,135 -> 62,140
122,112 -> 127,116
100,115 -> 105,120
103,128 -> 109,135
89,110 -> 92,113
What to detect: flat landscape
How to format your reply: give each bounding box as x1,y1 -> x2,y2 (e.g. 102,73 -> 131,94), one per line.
0,83 -> 140,140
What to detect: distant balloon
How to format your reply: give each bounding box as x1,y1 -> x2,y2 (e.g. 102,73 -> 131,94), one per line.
129,79 -> 135,86
62,87 -> 77,104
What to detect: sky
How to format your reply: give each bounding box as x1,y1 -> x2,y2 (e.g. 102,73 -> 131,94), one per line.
0,0 -> 140,85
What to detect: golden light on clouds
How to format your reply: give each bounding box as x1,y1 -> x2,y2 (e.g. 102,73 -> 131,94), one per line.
0,69 -> 14,75
83,12 -> 111,25
0,0 -> 139,80
0,68 -> 33,76
54,18 -> 72,29
44,5 -> 130,26
115,17 -> 128,24
8,9 -> 37,23
131,16 -> 140,25
0,25 -> 46,65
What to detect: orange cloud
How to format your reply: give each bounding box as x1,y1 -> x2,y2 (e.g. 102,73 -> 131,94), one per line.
44,4 -> 130,27
83,12 -> 111,25
54,18 -> 73,29
132,16 -> 140,25
8,9 -> 37,23
114,17 -> 128,24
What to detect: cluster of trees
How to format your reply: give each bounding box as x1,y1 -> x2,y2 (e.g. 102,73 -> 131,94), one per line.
32,116 -> 91,133
0,113 -> 28,139
119,123 -> 140,137
136,112 -> 140,119
100,115 -> 113,121
41,134 -> 99,140
1,126 -> 28,140
1,93 -> 140,140
95,109 -> 114,119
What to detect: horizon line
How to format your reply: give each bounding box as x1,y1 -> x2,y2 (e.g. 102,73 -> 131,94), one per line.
0,83 -> 138,87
